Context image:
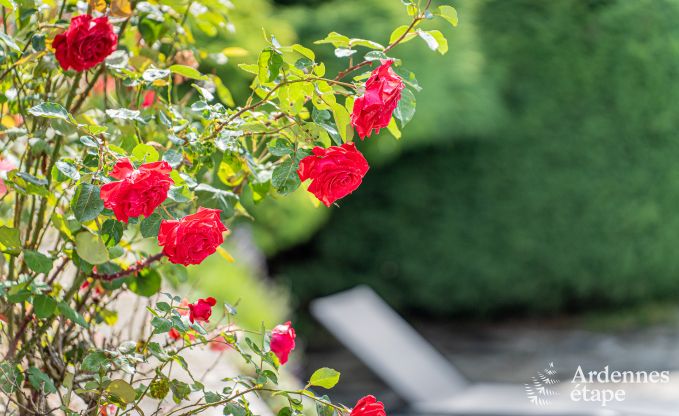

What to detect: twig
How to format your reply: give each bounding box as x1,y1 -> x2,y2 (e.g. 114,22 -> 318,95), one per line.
92,253 -> 165,281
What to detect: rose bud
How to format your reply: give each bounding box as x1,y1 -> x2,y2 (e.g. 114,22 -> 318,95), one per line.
157,208 -> 227,266
100,159 -> 173,223
350,60 -> 404,139
270,321 -> 296,364
188,297 -> 217,323
53,15 -> 118,72
297,143 -> 369,207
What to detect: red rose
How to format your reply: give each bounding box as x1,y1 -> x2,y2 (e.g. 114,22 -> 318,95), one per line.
188,297 -> 217,323
209,335 -> 231,352
297,143 -> 369,207
100,159 -> 173,223
350,60 -> 404,139
169,328 -> 195,341
350,396 -> 386,416
270,321 -> 296,364
157,208 -> 227,266
53,15 -> 118,72
141,90 -> 156,108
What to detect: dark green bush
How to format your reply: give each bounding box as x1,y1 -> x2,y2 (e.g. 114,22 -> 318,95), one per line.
272,0 -> 679,317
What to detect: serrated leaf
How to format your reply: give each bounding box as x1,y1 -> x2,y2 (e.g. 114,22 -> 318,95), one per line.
140,213 -> 162,238
72,183 -> 104,223
143,68 -> 171,82
308,368 -> 340,389
272,159 -> 301,195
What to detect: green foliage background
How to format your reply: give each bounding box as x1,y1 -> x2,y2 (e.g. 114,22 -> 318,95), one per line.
269,0 -> 679,317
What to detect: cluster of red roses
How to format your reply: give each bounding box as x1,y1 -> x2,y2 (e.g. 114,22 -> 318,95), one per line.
101,158 -> 226,266
55,14 -> 395,415
54,14 -> 404,208
298,60 -> 404,206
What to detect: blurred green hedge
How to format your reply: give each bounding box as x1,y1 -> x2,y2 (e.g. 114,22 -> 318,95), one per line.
271,0 -> 679,317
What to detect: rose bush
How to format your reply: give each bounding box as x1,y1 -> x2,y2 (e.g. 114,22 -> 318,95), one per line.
0,0 -> 457,414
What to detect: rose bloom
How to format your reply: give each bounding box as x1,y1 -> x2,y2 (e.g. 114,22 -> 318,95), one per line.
350,396 -> 386,416
169,328 -> 195,341
209,335 -> 231,352
350,60 -> 404,139
0,157 -> 16,198
177,298 -> 190,316
100,159 -> 173,223
53,15 -> 118,72
270,321 -> 296,364
141,90 -> 156,108
158,208 -> 227,266
188,297 -> 217,323
297,143 -> 369,207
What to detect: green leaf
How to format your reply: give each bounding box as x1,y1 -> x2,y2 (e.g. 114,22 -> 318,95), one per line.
131,143 -> 159,163
55,161 -> 80,181
0,0 -> 15,11
33,294 -> 58,319
0,363 -> 23,394
28,102 -> 72,123
101,219 -> 123,245
27,367 -> 56,394
437,5 -> 458,27
24,250 -> 53,274
0,32 -> 21,52
389,25 -> 417,45
314,32 -> 351,48
128,269 -> 161,297
0,226 -> 22,255
258,49 -> 283,84
75,231 -> 109,265
331,102 -> 353,143
58,301 -> 89,328
394,88 -> 416,128
72,183 -> 104,223
169,64 -> 208,81
308,367 -> 340,389
417,29 -> 448,54
107,379 -> 136,404
31,34 -> 45,51
106,108 -> 144,123
169,379 -> 191,404
82,350 -> 108,372
142,68 -> 170,82
272,159 -> 301,195
140,213 -> 162,238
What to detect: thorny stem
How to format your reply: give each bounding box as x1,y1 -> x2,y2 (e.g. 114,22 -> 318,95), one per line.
91,253 -> 165,281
